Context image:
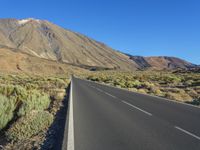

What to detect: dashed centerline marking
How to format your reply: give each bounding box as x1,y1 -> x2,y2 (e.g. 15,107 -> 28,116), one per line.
104,92 -> 117,98
175,126 -> 200,140
96,88 -> 104,92
90,85 -> 152,116
122,100 -> 152,116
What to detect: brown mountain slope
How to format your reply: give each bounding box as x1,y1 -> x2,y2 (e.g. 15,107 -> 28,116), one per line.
0,47 -> 89,75
0,18 -> 138,70
129,56 -> 196,70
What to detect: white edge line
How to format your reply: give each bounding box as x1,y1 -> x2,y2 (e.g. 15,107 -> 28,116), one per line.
122,100 -> 152,116
67,78 -> 75,150
82,79 -> 200,109
175,126 -> 200,140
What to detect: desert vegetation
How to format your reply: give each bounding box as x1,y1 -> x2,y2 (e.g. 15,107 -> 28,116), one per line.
0,74 -> 69,149
86,70 -> 200,104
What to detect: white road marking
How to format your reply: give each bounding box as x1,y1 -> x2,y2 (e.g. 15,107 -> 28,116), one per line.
122,100 -> 152,116
104,92 -> 117,98
90,85 -> 96,89
83,78 -> 200,109
67,79 -> 75,150
175,126 -> 200,140
96,88 -> 104,92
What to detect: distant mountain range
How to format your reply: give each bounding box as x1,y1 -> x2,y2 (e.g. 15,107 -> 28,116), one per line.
0,18 -> 197,74
128,56 -> 197,70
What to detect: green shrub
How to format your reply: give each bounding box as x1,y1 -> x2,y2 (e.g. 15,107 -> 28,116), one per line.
126,80 -> 141,88
0,84 -> 27,102
6,111 -> 53,141
0,95 -> 16,129
163,75 -> 182,85
17,90 -> 50,117
0,84 -> 15,96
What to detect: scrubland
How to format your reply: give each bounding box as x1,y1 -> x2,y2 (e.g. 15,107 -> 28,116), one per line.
0,74 -> 69,149
0,69 -> 199,149
86,70 -> 200,105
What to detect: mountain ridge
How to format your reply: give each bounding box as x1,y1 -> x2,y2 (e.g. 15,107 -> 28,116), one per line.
0,18 -> 197,73
128,55 -> 197,70
0,18 -> 139,71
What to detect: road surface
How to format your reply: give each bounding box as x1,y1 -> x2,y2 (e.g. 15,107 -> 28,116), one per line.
67,77 -> 200,150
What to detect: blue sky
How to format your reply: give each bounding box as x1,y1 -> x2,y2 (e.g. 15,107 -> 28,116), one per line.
1,0 -> 200,64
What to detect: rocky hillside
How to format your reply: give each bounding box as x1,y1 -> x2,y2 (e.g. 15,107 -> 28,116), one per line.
129,56 -> 197,70
0,47 -> 88,75
0,18 -> 138,71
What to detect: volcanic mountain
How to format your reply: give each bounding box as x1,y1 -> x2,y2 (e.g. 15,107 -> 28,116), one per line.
0,18 -> 138,71
0,18 -> 197,73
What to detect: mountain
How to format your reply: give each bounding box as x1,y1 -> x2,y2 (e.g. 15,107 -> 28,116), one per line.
0,47 -> 89,75
129,56 -> 197,70
0,18 -> 138,71
0,18 -> 197,73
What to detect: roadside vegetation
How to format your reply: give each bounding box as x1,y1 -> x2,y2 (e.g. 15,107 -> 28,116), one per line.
0,69 -> 199,149
0,74 -> 69,149
85,70 -> 200,105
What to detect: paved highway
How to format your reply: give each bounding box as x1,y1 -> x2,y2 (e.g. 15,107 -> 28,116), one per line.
67,77 -> 200,150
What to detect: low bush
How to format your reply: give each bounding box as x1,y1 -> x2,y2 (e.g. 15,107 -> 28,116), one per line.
17,90 -> 50,117
165,91 -> 193,102
138,89 -> 147,94
126,80 -> 141,88
6,110 -> 53,141
0,95 -> 16,129
0,84 -> 27,102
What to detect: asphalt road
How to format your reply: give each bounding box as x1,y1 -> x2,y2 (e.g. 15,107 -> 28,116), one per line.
70,77 -> 200,150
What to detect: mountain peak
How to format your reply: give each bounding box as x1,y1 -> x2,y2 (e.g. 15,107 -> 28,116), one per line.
18,18 -> 40,25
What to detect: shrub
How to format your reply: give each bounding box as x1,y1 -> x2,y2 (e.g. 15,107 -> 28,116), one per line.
52,78 -> 67,89
149,86 -> 162,96
142,81 -> 154,89
186,89 -> 198,99
126,80 -> 141,88
128,88 -> 138,92
184,80 -> 194,86
87,76 -> 99,81
50,89 -> 66,101
0,84 -> 15,96
138,89 -> 147,94
0,95 -> 16,129
165,91 -> 193,102
6,111 -> 53,141
0,84 -> 27,102
17,90 -> 50,117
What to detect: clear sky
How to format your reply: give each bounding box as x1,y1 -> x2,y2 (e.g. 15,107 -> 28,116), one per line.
1,0 -> 200,64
